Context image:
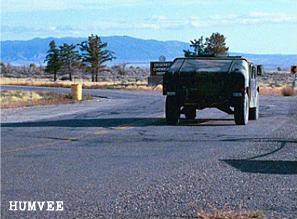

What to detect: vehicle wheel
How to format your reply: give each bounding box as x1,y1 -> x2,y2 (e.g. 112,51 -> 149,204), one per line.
249,92 -> 259,120
165,96 -> 180,125
184,107 -> 196,120
234,92 -> 249,125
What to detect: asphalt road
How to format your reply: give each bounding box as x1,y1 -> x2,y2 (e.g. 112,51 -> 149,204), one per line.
1,86 -> 297,218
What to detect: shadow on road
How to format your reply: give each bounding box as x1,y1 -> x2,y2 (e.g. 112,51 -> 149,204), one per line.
222,139 -> 297,175
223,139 -> 297,159
1,118 -> 235,128
179,118 -> 235,126
223,159 -> 297,174
222,137 -> 297,144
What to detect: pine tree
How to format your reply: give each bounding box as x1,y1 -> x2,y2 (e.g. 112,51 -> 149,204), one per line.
45,40 -> 61,81
183,49 -> 195,58
184,33 -> 229,57
79,34 -> 115,82
59,43 -> 80,81
205,32 -> 229,56
190,37 -> 205,56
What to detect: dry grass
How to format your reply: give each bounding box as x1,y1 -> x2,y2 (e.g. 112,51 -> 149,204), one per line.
1,77 -> 296,95
0,90 -> 77,109
0,77 -> 162,92
0,77 -> 147,89
281,86 -> 296,96
118,84 -> 163,92
260,86 -> 296,96
197,209 -> 265,219
259,86 -> 283,96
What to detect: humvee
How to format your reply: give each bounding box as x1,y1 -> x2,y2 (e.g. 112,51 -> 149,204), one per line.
163,56 -> 263,125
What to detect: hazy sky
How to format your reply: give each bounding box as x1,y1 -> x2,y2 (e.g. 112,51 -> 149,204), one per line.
1,0 -> 297,54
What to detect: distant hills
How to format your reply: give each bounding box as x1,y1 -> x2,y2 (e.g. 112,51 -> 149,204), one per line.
1,36 -> 296,70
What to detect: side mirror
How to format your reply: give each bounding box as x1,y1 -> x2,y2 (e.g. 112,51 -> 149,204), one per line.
291,65 -> 297,74
257,65 -> 264,76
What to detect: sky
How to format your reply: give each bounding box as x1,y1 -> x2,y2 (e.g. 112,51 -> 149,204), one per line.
1,0 -> 297,54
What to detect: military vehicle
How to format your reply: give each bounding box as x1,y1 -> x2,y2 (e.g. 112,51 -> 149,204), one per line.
163,56 -> 263,125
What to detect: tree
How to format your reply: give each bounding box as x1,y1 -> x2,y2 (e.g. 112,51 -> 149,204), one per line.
205,32 -> 229,56
79,34 -> 115,82
0,62 -> 6,74
184,32 -> 229,57
59,43 -> 80,81
190,36 -> 205,56
44,40 -> 61,81
183,49 -> 195,58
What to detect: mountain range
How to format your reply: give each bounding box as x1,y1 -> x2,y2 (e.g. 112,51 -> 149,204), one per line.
1,36 -> 296,70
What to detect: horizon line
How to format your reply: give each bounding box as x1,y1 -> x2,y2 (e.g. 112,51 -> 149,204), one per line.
1,35 -> 297,56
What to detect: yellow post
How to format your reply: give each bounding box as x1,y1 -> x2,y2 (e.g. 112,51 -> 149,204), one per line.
71,84 -> 82,101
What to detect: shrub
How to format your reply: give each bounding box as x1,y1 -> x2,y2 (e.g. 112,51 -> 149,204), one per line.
281,87 -> 296,96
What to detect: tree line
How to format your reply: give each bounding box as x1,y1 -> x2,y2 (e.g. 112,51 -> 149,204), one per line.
45,32 -> 229,81
184,32 -> 229,57
45,34 -> 115,82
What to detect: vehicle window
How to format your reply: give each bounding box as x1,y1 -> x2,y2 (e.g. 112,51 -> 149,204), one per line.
168,59 -> 184,72
252,66 -> 256,78
179,59 -> 232,73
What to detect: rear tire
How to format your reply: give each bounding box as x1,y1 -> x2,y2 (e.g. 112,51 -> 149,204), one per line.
234,92 -> 249,125
249,92 -> 259,120
165,96 -> 180,125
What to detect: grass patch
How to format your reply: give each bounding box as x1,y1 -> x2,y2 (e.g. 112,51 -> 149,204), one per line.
0,77 -> 162,92
197,209 -> 265,219
0,90 -> 92,109
260,85 -> 296,96
0,77 -> 147,89
2,77 -> 296,95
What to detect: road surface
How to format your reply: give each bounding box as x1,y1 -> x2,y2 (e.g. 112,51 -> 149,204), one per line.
1,86 -> 297,218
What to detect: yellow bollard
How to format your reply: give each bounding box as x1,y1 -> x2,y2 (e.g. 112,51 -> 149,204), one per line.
71,84 -> 82,101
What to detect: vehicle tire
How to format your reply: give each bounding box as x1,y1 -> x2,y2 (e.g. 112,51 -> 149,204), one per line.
249,92 -> 259,120
165,96 -> 180,125
234,92 -> 249,125
184,107 -> 196,120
